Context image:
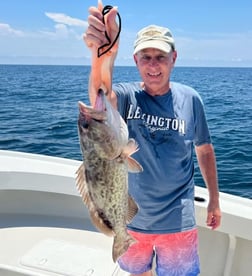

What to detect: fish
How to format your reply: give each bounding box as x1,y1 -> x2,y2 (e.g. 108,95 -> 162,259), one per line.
76,89 -> 143,262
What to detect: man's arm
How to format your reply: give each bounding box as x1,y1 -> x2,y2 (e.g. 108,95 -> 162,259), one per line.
195,143 -> 221,230
83,2 -> 119,108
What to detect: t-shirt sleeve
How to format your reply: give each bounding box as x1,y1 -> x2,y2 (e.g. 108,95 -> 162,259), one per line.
193,95 -> 212,146
112,83 -> 131,121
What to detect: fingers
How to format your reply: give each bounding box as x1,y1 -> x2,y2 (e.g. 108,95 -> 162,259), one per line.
206,214 -> 217,230
83,6 -> 106,49
88,6 -> 105,28
84,25 -> 107,48
97,0 -> 103,12
206,210 -> 221,230
103,7 -> 120,53
83,3 -> 120,53
105,7 -> 119,30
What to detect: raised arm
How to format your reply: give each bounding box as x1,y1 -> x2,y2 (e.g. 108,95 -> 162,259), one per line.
83,0 -> 119,108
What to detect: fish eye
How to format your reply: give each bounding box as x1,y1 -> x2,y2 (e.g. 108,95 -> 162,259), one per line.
82,122 -> 89,129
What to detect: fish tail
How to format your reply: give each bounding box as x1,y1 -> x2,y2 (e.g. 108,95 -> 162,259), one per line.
112,232 -> 136,262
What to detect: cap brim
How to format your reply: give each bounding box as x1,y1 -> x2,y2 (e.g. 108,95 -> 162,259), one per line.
133,40 -> 172,54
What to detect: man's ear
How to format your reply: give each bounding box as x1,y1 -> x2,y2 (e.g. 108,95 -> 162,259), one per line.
133,54 -> 138,65
172,50 -> 177,64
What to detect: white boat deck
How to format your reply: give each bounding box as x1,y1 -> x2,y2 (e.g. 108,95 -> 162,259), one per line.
0,150 -> 251,276
0,227 -> 124,276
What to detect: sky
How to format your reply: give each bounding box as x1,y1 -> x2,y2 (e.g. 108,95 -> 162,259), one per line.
0,0 -> 252,67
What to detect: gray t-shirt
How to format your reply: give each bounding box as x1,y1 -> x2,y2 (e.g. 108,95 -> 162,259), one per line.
113,81 -> 211,233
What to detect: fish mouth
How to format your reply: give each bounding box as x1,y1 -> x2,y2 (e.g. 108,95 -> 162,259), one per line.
78,89 -> 107,123
94,88 -> 106,111
78,102 -> 106,123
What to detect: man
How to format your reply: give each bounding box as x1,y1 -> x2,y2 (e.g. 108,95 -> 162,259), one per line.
83,3 -> 221,276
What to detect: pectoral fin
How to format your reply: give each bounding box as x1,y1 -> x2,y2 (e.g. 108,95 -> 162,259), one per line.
122,139 -> 143,173
127,156 -> 143,173
126,195 -> 138,223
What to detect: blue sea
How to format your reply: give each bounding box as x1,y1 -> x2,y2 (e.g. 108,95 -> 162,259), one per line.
0,65 -> 251,199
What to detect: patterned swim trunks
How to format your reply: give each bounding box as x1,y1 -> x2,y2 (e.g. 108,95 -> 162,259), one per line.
118,228 -> 200,276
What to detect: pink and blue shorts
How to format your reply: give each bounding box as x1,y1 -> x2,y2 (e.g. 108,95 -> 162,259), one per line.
118,228 -> 200,276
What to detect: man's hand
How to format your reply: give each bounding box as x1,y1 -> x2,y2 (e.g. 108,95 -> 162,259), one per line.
206,200 -> 221,230
83,1 -> 119,54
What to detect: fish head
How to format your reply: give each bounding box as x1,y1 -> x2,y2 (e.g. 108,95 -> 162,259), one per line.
78,89 -> 128,160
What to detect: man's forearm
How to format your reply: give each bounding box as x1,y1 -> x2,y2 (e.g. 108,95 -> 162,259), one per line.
195,144 -> 219,201
89,51 -> 117,106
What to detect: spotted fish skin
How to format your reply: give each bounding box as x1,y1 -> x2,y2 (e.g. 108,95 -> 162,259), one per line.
76,89 -> 143,262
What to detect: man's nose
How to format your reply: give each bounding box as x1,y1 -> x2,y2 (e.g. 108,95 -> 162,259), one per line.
149,57 -> 158,66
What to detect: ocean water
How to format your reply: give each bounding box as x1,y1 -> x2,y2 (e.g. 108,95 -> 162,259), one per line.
0,65 -> 251,199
